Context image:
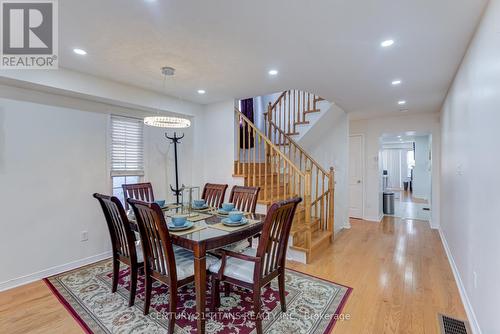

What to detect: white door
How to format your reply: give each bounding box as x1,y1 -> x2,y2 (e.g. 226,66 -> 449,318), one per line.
349,135 -> 364,218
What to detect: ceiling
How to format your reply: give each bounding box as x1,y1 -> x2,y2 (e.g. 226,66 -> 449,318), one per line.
59,0 -> 487,118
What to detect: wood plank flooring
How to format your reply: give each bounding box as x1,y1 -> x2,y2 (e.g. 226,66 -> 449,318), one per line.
0,216 -> 466,333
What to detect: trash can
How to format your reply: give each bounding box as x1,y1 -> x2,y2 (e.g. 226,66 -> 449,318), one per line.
383,192 -> 395,215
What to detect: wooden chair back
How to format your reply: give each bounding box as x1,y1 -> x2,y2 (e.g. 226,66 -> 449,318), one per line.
256,197 -> 302,279
93,193 -> 138,262
229,186 -> 260,213
122,182 -> 155,210
202,183 -> 228,208
127,198 -> 177,282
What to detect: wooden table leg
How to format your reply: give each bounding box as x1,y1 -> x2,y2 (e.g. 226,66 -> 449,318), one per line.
194,246 -> 207,334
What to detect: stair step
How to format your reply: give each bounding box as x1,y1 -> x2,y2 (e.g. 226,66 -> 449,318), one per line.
304,109 -> 321,114
290,230 -> 333,260
286,132 -> 299,136
294,121 -> 310,125
314,97 -> 324,102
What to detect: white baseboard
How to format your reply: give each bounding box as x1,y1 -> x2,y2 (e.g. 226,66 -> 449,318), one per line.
439,229 -> 481,334
0,251 -> 112,292
286,247 -> 307,264
363,214 -> 383,222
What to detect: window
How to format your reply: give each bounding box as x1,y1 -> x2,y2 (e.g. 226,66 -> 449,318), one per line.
110,115 -> 144,204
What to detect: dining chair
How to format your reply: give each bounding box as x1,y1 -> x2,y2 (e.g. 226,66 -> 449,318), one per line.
93,193 -> 143,307
122,182 -> 155,210
127,198 -> 217,333
201,183 -> 228,208
209,197 -> 302,334
228,185 -> 261,248
229,185 -> 260,213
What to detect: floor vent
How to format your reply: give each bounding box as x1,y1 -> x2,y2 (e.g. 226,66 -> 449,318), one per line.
438,314 -> 471,334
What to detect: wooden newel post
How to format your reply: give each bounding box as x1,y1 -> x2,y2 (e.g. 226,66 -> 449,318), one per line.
304,169 -> 312,252
328,167 -> 335,241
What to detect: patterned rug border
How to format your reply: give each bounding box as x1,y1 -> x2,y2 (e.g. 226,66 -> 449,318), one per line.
284,268 -> 352,334
43,258 -> 353,334
43,277 -> 93,334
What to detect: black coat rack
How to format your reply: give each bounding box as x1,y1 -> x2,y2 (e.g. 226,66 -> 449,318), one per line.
165,132 -> 184,204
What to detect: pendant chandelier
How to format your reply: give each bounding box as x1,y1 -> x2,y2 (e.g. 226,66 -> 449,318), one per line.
144,116 -> 191,128
144,66 -> 191,129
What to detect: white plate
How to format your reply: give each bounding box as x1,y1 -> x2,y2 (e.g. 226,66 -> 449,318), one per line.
221,218 -> 248,227
167,222 -> 194,231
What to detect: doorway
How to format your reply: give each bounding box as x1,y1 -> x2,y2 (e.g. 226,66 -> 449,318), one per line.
380,133 -> 431,221
349,134 -> 364,219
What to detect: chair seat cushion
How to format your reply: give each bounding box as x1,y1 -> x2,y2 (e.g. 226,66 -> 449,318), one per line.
135,240 -> 144,263
209,248 -> 256,283
173,246 -> 218,281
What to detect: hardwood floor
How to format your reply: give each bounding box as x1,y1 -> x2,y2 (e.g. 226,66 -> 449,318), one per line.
0,217 -> 465,333
0,280 -> 82,334
288,217 -> 466,333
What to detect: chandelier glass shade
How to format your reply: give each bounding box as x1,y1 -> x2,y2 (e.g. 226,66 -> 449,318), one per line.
143,116 -> 191,128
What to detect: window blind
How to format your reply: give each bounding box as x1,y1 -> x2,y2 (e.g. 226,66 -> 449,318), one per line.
110,115 -> 144,176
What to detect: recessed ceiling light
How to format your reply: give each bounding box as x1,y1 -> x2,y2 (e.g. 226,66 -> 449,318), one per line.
73,48 -> 87,55
381,39 -> 395,47
392,80 -> 402,85
197,89 -> 206,95
268,69 -> 278,76
398,100 -> 406,105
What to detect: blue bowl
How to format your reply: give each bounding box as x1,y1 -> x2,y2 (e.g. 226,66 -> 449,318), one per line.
222,203 -> 235,212
154,200 -> 166,207
193,199 -> 206,208
171,215 -> 188,227
229,211 -> 244,222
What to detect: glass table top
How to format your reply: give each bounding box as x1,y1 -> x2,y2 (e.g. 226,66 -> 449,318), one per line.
161,207 -> 265,243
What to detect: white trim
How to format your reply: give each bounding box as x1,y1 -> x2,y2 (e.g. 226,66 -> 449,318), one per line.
0,251 -> 112,292
363,213 -> 384,222
439,229 -> 481,334
349,133 -> 365,219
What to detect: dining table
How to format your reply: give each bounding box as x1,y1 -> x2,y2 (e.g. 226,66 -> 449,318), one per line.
130,206 -> 265,334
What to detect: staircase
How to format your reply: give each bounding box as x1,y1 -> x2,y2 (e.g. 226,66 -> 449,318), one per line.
234,90 -> 335,263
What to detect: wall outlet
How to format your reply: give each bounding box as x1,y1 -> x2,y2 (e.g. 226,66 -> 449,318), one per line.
473,271 -> 478,289
81,231 -> 88,242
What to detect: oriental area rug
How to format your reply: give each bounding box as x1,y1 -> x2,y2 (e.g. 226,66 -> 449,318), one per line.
45,259 -> 351,333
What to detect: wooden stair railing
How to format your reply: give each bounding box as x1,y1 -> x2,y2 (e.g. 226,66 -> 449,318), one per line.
265,90 -> 335,251
266,90 -> 324,136
235,108 -> 313,251
235,90 -> 335,261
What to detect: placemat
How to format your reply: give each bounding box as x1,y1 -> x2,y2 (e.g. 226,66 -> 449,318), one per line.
191,207 -> 215,213
210,209 -> 252,217
210,219 -> 261,232
161,204 -> 181,211
169,225 -> 206,236
187,213 -> 213,222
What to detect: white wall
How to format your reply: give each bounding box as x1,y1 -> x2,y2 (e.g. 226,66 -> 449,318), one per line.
413,135 -> 431,200
349,113 -> 440,226
440,0 -> 500,332
0,98 -> 111,288
297,104 -> 350,232
194,100 -> 243,202
0,92 -> 199,290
